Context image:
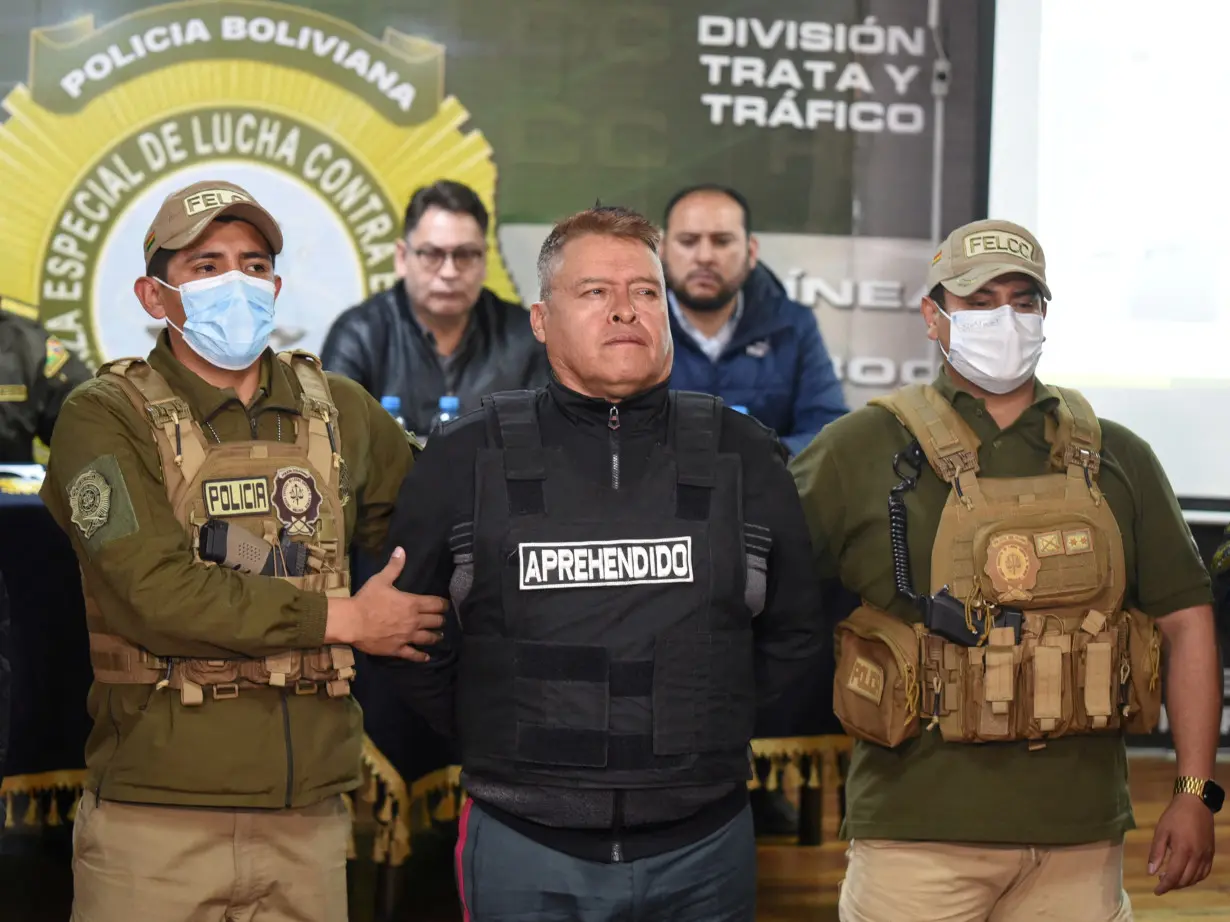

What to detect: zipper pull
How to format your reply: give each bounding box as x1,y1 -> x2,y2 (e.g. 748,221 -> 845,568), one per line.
608,406 -> 620,430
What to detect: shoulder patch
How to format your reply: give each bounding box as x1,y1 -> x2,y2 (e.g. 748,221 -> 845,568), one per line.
65,455 -> 138,553
69,467 -> 111,539
0,384 -> 28,402
44,337 -> 70,378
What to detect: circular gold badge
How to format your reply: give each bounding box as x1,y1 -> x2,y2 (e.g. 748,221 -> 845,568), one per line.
272,467 -> 323,537
984,533 -> 1040,603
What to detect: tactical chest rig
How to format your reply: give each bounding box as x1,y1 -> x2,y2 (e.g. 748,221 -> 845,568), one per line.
83,352 -> 355,706
451,391 -> 767,789
833,384 -> 1163,749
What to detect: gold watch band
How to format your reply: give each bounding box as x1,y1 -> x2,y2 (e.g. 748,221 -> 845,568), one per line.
1174,776 -> 1209,798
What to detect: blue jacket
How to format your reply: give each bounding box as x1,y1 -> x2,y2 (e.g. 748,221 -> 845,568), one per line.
667,264 -> 847,455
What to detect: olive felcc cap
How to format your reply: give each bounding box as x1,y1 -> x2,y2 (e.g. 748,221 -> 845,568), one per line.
142,180 -> 284,270
927,218 -> 1051,301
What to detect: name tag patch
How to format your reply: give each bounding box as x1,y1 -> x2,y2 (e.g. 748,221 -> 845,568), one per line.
203,477 -> 270,517
519,537 -> 694,591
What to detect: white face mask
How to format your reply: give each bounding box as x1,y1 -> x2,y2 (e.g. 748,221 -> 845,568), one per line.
937,303 -> 1045,395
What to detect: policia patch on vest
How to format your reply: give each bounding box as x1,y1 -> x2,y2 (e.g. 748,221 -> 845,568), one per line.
202,477 -> 270,517
66,454 -> 138,553
272,466 -> 322,536
848,656 -> 885,705
985,532 -> 1040,602
519,537 -> 694,591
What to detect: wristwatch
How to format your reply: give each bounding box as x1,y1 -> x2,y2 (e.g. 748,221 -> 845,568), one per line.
1174,776 -> 1226,814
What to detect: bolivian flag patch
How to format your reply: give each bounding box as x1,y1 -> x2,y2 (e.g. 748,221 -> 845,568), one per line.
44,337 -> 69,378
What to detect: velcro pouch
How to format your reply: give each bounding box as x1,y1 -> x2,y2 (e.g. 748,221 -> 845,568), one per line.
833,606 -> 921,748
1071,611 -> 1123,734
965,628 -> 1023,742
921,635 -> 975,742
1015,612 -> 1077,741
1123,608 -> 1163,735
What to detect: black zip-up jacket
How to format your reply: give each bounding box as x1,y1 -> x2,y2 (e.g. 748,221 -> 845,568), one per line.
319,284 -> 550,434
376,379 -> 824,862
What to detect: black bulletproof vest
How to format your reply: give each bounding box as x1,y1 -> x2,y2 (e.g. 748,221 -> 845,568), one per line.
451,390 -> 766,790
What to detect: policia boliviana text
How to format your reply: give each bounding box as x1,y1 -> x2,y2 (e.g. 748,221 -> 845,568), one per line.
377,205 -> 824,921
791,219 -> 1224,921
39,180 -> 449,922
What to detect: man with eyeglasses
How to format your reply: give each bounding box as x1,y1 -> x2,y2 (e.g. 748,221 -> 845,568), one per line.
791,219 -> 1222,920
321,180 -> 549,438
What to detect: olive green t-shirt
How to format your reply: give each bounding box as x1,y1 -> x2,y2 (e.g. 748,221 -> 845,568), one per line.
790,372 -> 1212,845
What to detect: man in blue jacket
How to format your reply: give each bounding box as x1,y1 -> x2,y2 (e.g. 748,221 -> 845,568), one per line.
661,185 -> 847,455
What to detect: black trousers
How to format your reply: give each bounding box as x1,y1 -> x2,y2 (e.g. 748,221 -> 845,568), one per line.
453,800 -> 757,922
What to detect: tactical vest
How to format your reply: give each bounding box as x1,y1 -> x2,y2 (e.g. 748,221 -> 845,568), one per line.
451,391 -> 766,789
83,351 -> 356,706
832,383 -> 1163,749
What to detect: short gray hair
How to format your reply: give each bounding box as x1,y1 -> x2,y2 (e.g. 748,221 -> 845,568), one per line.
536,206 -> 663,300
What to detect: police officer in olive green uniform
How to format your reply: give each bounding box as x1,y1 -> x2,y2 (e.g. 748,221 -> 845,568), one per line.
791,219 -> 1224,921
41,180 -> 449,922
0,297 -> 90,462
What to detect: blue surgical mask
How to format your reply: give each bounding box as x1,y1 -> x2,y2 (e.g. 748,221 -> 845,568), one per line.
156,270 -> 276,371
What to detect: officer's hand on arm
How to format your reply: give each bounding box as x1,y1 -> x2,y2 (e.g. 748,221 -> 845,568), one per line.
325,547 -> 448,662
364,417 -> 479,739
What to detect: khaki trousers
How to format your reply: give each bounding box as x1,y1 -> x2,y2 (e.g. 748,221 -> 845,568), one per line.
70,793 -> 350,922
839,839 -> 1133,922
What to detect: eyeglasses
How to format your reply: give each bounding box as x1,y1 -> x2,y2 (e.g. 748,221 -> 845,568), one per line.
412,246 -> 485,273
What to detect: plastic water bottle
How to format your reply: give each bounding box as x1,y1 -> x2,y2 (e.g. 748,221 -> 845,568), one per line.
431,395 -> 460,433
380,395 -> 405,429
731,405 -> 749,415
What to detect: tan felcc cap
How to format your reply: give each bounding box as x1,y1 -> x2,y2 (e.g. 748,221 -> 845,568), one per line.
927,218 -> 1051,300
142,180 -> 284,270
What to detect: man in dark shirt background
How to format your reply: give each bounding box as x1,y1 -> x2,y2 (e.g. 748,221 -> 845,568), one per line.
320,180 -> 549,434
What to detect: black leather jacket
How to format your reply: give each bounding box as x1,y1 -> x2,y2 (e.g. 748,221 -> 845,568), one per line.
320,284 -> 550,434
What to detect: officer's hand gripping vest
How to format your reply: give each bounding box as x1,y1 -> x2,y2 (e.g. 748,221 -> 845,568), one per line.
450,390 -> 767,788
80,352 -> 355,706
832,384 -> 1163,749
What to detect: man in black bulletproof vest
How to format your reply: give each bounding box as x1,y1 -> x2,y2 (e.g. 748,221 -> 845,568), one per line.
376,204 -> 824,921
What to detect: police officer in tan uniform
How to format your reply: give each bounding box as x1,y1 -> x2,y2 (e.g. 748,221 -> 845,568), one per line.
791,219 -> 1223,921
41,180 -> 449,922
